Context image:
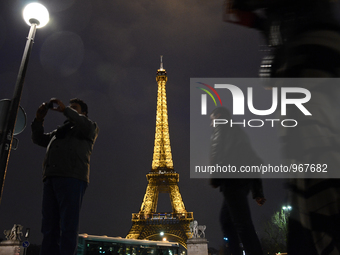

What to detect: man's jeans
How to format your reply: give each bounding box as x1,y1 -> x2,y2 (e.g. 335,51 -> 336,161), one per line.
40,177 -> 87,255
220,186 -> 263,255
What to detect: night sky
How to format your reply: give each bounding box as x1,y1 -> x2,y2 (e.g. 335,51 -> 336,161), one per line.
0,0 -> 291,249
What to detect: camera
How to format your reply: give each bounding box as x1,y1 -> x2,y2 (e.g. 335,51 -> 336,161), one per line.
45,101 -> 54,109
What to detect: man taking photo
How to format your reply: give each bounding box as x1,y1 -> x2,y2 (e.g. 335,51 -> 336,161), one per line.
31,98 -> 99,255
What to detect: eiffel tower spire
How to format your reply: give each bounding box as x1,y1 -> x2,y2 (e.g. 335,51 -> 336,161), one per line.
126,57 -> 193,248
152,55 -> 173,171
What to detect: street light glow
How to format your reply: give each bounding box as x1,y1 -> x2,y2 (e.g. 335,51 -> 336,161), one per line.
282,205 -> 292,211
23,3 -> 49,28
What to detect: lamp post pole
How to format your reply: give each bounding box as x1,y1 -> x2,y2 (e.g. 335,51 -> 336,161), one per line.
0,23 -> 38,204
0,2 -> 49,204
281,205 -> 292,224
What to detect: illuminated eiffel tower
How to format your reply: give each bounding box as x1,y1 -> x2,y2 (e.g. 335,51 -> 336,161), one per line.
126,57 -> 193,248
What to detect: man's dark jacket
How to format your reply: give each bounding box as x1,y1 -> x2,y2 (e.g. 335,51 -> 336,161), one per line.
210,123 -> 264,198
31,107 -> 99,183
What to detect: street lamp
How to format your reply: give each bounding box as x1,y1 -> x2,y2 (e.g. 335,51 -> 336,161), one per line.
0,2 -> 49,204
282,206 -> 292,211
281,205 -> 292,224
23,3 -> 49,28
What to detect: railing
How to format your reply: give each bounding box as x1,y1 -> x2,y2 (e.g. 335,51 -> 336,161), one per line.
132,212 -> 193,221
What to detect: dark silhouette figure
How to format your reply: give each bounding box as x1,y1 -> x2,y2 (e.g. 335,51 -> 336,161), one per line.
32,98 -> 99,255
210,107 -> 266,255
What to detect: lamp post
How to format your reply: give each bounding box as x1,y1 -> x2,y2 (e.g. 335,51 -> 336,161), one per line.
0,3 -> 49,204
282,206 -> 292,211
281,205 -> 292,224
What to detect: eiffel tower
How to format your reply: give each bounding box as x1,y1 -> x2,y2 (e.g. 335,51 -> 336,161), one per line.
126,57 -> 194,248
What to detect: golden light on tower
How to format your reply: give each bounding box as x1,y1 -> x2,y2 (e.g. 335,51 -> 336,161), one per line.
152,55 -> 173,171
126,57 -> 193,248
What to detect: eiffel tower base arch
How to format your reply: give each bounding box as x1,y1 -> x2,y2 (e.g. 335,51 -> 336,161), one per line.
126,216 -> 193,249
126,171 -> 194,249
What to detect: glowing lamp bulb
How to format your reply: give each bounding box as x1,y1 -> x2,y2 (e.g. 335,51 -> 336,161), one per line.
23,3 -> 49,28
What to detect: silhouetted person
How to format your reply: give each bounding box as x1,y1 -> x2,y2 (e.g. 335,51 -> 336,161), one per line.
210,107 -> 266,255
32,98 -> 99,255
224,0 -> 340,253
